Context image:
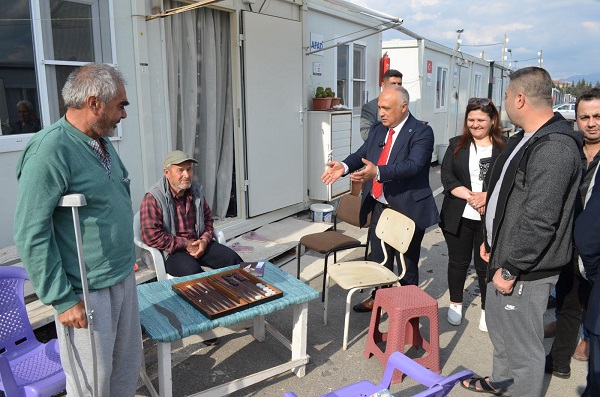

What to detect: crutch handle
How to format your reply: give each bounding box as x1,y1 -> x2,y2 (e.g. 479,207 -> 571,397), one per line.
57,194 -> 87,207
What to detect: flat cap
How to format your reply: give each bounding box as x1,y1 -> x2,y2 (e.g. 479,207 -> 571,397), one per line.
163,150 -> 198,167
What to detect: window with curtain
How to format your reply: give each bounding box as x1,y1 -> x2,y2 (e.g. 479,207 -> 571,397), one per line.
166,5 -> 236,220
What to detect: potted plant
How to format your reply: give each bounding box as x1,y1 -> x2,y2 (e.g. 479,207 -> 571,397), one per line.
313,86 -> 332,110
323,87 -> 342,107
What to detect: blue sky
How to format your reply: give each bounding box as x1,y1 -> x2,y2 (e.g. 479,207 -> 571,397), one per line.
353,0 -> 600,81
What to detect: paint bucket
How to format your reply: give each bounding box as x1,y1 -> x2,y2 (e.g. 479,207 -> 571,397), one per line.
310,203 -> 335,223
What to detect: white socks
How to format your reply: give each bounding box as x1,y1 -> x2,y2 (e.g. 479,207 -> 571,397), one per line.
479,310 -> 488,332
447,303 -> 462,325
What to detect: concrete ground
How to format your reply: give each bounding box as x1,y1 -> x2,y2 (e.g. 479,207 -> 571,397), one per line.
135,164 -> 588,397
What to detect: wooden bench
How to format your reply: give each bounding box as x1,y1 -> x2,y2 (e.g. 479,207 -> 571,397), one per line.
1,245 -> 156,330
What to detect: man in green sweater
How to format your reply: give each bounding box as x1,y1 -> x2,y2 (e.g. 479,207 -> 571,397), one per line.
14,63 -> 141,396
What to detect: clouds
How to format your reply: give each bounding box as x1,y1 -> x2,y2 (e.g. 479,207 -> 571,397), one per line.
353,0 -> 600,80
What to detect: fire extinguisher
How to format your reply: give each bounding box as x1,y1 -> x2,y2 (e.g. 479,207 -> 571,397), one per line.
380,52 -> 390,86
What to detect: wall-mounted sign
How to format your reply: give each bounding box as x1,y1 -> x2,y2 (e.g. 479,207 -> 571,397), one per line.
426,60 -> 432,87
313,62 -> 322,76
310,33 -> 324,56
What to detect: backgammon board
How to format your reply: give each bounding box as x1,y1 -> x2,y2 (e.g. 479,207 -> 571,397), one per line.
172,267 -> 283,319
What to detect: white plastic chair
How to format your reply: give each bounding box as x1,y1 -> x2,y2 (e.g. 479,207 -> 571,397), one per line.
324,208 -> 416,350
133,211 -> 226,281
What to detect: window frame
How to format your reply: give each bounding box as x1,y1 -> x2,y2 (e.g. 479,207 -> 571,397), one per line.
473,72 -> 483,98
351,43 -> 366,114
434,63 -> 449,112
0,0 -> 118,153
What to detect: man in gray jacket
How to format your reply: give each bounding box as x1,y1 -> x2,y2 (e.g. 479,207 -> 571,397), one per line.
360,69 -> 402,141
462,67 -> 583,396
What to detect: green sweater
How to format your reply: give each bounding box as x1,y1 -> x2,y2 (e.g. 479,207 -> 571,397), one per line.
14,117 -> 135,314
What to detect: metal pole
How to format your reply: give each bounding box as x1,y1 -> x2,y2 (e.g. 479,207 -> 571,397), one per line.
501,34 -> 508,66
455,29 -> 463,51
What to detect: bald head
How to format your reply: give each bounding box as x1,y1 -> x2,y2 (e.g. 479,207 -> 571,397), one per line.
378,85 -> 410,128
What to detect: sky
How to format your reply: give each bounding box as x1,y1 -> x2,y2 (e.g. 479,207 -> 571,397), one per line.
352,0 -> 600,82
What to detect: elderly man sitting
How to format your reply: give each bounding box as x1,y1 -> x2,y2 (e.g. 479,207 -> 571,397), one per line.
140,150 -> 242,277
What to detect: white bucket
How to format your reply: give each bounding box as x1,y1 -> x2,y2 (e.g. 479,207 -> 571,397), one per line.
310,203 -> 335,223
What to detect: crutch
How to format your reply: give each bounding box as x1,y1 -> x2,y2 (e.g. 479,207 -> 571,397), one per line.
58,194 -> 98,397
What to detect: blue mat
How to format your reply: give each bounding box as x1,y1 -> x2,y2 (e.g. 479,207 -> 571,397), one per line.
138,262 -> 319,342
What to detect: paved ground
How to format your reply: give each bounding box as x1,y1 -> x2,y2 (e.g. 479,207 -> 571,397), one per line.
131,164 -> 588,396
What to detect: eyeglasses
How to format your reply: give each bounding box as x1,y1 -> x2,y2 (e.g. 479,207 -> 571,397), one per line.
468,97 -> 492,106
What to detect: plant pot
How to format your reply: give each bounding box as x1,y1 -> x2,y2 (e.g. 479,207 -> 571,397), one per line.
330,98 -> 341,106
313,97 -> 332,110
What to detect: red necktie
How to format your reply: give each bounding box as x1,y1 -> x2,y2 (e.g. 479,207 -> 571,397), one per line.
372,128 -> 395,199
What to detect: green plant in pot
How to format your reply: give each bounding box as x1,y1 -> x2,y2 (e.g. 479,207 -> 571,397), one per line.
325,88 -> 341,106
313,86 -> 332,110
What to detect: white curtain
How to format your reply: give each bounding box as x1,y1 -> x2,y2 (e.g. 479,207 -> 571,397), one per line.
166,5 -> 234,220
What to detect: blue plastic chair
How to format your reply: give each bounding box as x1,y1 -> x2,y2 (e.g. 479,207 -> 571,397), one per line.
0,266 -> 66,397
284,351 -> 473,397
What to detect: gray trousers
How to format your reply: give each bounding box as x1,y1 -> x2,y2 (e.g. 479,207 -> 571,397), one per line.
56,272 -> 142,396
487,275 -> 558,397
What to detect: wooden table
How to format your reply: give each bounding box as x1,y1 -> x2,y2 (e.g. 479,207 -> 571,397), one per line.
137,262 -> 319,397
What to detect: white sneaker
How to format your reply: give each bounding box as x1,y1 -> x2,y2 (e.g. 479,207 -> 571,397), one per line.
447,303 -> 462,326
479,310 -> 488,332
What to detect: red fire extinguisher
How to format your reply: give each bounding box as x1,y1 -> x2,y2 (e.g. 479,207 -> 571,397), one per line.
380,52 -> 390,86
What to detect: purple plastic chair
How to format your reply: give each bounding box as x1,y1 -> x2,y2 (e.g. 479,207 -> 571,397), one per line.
0,266 -> 66,397
284,351 -> 473,397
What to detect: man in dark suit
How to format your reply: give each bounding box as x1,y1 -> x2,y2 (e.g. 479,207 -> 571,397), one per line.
574,168 -> 600,397
321,85 -> 439,312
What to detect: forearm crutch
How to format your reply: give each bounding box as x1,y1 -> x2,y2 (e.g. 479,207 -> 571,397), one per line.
58,194 -> 98,397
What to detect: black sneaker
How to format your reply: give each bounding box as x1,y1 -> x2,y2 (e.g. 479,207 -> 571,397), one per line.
545,355 -> 571,379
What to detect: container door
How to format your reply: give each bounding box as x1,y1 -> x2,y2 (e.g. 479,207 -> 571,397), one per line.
242,11 -> 303,217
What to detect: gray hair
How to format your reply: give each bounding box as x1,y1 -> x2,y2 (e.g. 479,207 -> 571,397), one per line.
389,84 -> 410,104
62,63 -> 126,109
508,67 -> 553,108
16,100 -> 34,112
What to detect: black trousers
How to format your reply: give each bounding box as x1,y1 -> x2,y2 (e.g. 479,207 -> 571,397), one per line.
587,330 -> 600,396
165,241 -> 243,277
369,201 -> 425,287
442,217 -> 487,309
549,254 -> 592,368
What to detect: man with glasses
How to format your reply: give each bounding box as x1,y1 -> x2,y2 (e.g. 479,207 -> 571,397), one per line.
546,88 -> 600,395
462,67 -> 582,396
360,69 -> 403,141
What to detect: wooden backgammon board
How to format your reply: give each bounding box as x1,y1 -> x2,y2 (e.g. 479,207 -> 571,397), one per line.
172,267 -> 283,319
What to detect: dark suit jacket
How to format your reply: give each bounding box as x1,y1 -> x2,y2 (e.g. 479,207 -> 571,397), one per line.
574,169 -> 600,334
439,136 -> 504,235
343,113 -> 439,230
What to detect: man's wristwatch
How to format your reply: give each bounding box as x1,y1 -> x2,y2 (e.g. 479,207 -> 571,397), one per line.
500,267 -> 516,281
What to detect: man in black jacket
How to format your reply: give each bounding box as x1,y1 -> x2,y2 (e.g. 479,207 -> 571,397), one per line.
462,67 -> 582,396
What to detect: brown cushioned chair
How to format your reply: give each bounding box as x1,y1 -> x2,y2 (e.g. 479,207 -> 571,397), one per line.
296,194 -> 370,300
